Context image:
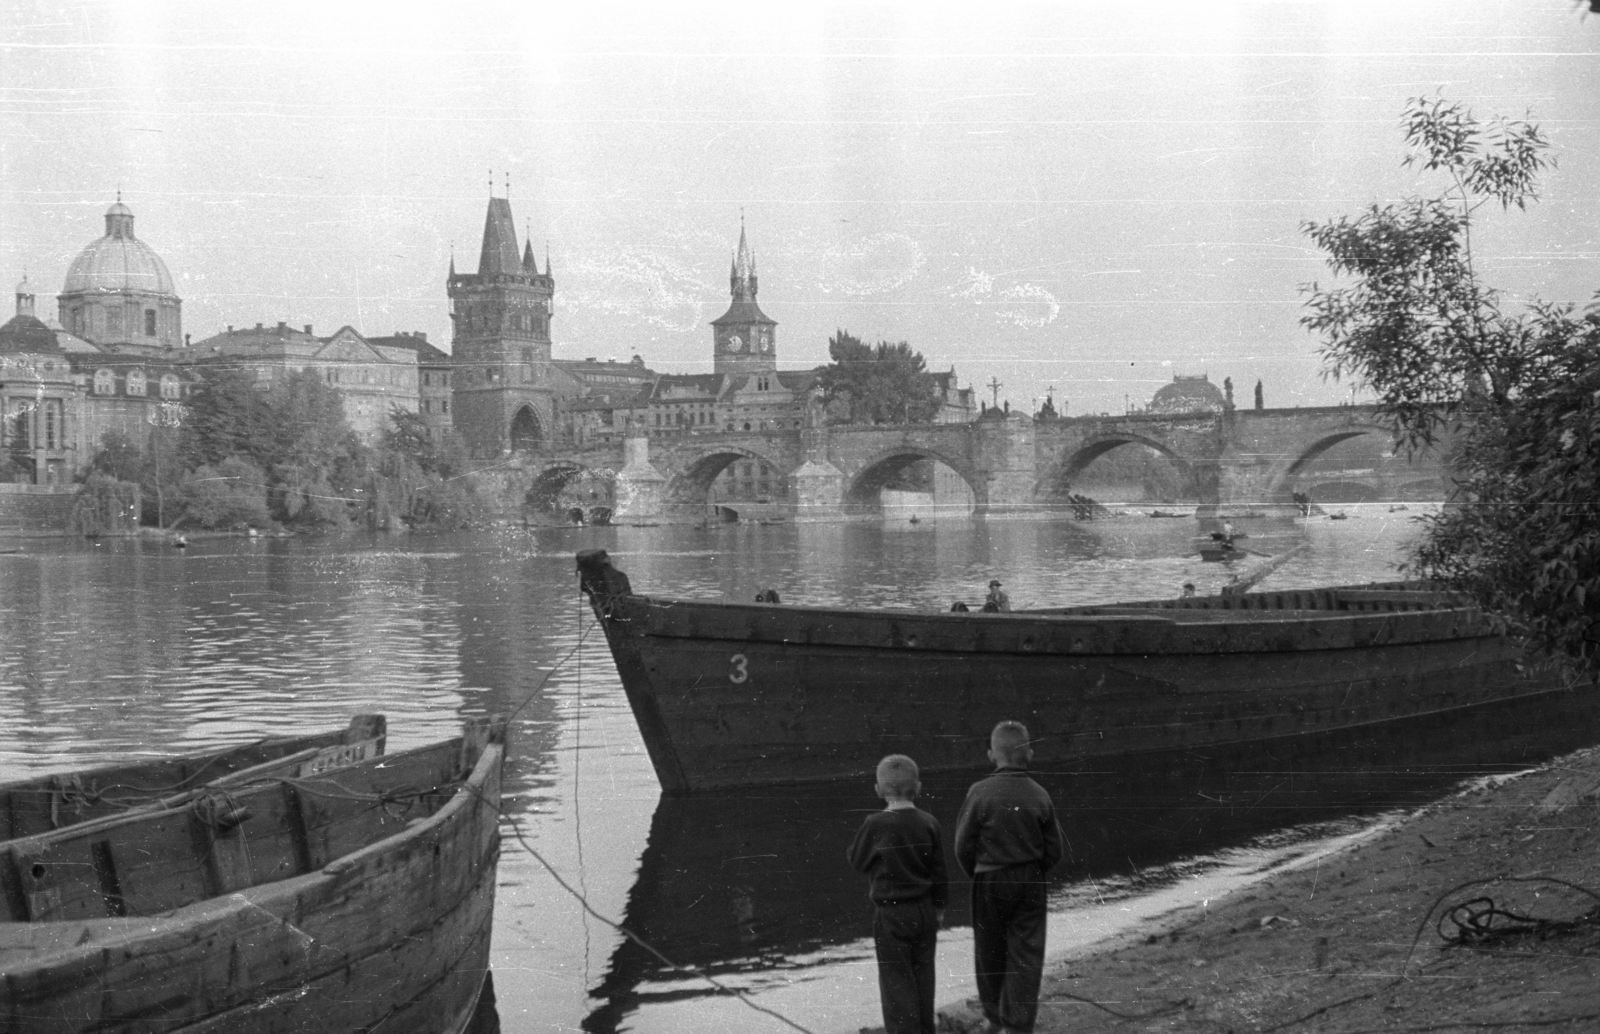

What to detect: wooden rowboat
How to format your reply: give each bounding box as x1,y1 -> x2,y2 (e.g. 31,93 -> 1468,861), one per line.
575,548 -> 1596,794
0,715 -> 506,1034
2,715 -> 387,840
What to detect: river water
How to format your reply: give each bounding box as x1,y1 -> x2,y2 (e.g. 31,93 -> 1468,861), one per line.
2,505 -> 1590,1033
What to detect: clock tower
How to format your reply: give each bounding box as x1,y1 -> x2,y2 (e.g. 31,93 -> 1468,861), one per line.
711,218 -> 776,377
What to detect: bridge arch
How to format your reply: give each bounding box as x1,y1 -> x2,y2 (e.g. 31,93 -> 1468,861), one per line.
1044,433 -> 1198,504
664,445 -> 790,514
1262,427 -> 1390,505
525,461 -> 615,523
510,405 -> 544,452
841,446 -> 984,514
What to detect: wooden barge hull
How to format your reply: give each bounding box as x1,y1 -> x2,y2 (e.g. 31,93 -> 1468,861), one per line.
0,730 -> 504,1034
593,585 -> 1580,794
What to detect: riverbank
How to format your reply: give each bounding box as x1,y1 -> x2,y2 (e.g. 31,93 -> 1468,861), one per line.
909,743 -> 1600,1034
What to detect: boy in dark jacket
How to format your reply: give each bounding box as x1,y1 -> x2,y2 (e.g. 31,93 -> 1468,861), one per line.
954,721 -> 1065,1034
847,754 -> 950,1034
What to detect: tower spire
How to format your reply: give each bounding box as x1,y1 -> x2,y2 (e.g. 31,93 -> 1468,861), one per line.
731,213 -> 755,301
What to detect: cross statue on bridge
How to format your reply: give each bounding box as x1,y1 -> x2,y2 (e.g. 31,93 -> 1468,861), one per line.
987,377 -> 1002,408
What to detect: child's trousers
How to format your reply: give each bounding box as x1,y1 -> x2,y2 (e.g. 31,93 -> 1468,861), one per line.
873,897 -> 939,1034
971,863 -> 1047,1033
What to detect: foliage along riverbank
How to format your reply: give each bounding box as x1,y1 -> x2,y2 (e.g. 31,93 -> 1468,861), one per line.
66,366 -> 495,536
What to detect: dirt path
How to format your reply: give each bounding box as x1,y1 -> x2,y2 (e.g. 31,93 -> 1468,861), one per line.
920,745 -> 1600,1034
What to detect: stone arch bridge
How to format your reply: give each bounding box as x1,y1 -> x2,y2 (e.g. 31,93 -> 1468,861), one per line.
491,406 -> 1448,522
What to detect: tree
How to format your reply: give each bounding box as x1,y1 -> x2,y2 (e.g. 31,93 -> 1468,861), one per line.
816,330 -> 942,425
86,430 -> 142,483
1301,95 -> 1599,671
182,456 -> 271,530
180,366 -> 362,527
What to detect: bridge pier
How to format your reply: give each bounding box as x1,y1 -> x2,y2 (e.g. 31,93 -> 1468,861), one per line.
612,433 -> 667,521
969,413 -> 1035,516
791,427 -> 845,520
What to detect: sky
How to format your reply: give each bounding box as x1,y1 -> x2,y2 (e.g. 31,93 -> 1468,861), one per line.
2,0 -> 1599,417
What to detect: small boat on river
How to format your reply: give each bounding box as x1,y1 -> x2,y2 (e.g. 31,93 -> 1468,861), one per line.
576,549 -> 1594,794
0,714 -> 506,1034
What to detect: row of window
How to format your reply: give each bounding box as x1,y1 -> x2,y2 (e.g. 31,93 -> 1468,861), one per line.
421,371 -> 452,388
67,304 -> 171,339
322,366 -> 412,387
459,312 -> 548,335
421,399 -> 450,415
1,399 -> 63,450
91,369 -> 182,398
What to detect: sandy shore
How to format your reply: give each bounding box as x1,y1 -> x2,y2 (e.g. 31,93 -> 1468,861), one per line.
860,743 -> 1600,1034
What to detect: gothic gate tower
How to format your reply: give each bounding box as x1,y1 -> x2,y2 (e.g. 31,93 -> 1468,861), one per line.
448,189 -> 555,457
711,217 -> 777,377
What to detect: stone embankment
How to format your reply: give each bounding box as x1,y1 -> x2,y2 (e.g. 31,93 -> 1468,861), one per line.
883,744 -> 1600,1034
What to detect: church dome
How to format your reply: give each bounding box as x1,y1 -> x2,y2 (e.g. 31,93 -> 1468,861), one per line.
1149,374 -> 1225,415
0,314 -> 62,355
61,201 -> 176,296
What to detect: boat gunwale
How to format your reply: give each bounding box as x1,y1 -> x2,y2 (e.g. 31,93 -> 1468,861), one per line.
614,593 -> 1488,651
0,738 -> 504,950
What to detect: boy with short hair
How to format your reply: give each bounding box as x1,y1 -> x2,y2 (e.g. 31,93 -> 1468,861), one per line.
847,754 -> 950,1034
954,721 -> 1065,1034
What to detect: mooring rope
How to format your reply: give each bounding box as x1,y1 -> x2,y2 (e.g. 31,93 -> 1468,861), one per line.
468,783 -> 823,1034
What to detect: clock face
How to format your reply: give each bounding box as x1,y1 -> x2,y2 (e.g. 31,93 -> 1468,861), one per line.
728,334 -> 744,353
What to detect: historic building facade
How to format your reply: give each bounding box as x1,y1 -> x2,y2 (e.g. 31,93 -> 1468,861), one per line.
2,201 -> 195,486
447,194 -> 557,457
188,322 -> 422,443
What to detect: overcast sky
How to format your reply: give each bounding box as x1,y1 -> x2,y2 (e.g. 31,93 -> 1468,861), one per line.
3,1 -> 1598,416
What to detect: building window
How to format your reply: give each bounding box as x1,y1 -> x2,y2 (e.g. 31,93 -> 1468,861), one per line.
441,401 -> 449,415
107,306 -> 123,336
44,401 -> 59,450
423,400 -> 432,413
423,372 -> 431,387
145,309 -> 157,336
160,374 -> 180,399
126,369 -> 147,396
94,369 -> 114,394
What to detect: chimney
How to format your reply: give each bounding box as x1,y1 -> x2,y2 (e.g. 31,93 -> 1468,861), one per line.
226,325 -> 233,333
255,323 -> 263,331
304,324 -> 313,335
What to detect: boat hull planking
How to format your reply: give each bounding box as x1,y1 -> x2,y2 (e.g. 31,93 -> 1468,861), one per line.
590,583 -> 1579,794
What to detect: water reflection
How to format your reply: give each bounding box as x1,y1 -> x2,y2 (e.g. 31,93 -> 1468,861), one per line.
583,687 -> 1600,1032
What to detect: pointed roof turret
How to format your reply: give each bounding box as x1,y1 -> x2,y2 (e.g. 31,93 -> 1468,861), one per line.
730,215 -> 756,301
522,238 -> 538,275
544,244 -> 551,278
478,197 -> 521,276
712,215 -> 774,329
